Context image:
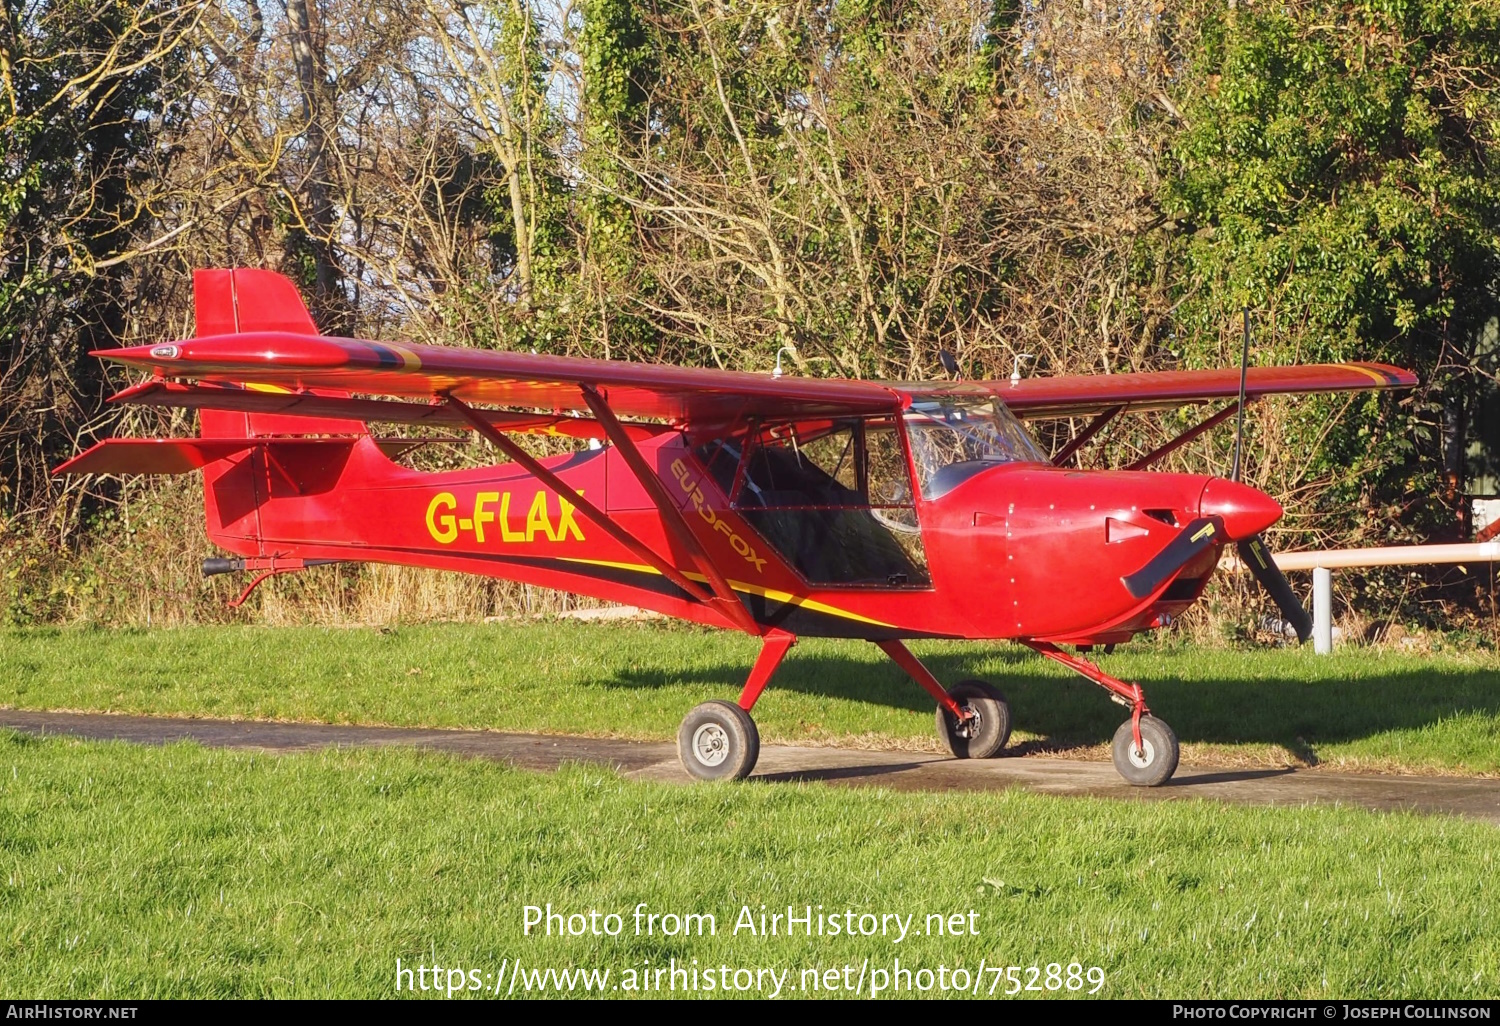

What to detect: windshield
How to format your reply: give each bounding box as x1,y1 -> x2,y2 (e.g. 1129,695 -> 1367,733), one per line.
904,395 -> 1047,499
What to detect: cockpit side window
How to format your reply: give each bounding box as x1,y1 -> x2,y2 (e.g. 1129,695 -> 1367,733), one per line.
695,435 -> 742,497
694,420 -> 929,587
738,423 -> 862,510
865,421 -> 919,533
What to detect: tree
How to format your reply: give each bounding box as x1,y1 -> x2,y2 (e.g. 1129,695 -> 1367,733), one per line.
0,0 -> 199,518
567,0 -> 1179,399
1165,0 -> 1500,546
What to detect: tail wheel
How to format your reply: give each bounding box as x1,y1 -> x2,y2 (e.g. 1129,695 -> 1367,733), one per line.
1111,715 -> 1179,787
677,700 -> 760,781
935,680 -> 1012,759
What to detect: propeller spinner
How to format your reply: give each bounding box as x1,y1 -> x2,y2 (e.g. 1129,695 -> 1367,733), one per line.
1119,476 -> 1314,642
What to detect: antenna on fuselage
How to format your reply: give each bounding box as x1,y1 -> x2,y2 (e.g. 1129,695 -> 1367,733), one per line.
1230,307 -> 1251,482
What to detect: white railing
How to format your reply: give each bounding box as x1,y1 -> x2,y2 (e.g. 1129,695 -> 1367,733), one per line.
1247,542 -> 1500,654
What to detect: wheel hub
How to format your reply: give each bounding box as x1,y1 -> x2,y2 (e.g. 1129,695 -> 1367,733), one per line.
955,704 -> 982,739
1127,738 -> 1156,769
691,722 -> 730,767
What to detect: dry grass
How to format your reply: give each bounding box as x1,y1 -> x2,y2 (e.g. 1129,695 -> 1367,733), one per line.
4,477 -> 620,628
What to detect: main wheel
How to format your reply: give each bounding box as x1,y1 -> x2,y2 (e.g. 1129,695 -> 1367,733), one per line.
1111,715 -> 1179,787
935,680 -> 1012,759
677,700 -> 760,781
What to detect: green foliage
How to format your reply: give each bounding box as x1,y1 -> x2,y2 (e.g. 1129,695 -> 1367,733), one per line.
0,0 -> 186,509
3,0 -> 1499,626
570,0 -> 1025,377
1165,0 -> 1500,539
482,0 -> 571,325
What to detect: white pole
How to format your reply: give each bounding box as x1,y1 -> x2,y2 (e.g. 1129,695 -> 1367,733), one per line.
1313,566 -> 1333,655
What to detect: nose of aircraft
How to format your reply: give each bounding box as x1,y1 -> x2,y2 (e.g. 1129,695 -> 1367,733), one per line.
1198,478 -> 1283,540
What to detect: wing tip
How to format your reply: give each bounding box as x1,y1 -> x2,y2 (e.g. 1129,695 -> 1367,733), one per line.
91,344 -> 175,364
1347,361 -> 1419,388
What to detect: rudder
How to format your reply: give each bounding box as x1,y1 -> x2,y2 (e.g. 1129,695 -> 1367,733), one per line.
194,267 -> 320,337
191,268 -> 365,552
192,268 -> 363,439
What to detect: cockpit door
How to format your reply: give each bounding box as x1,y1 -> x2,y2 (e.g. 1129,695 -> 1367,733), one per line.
711,418 -> 931,588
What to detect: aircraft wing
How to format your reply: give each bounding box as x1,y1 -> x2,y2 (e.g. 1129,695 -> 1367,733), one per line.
95,333 -> 901,425
97,331 -> 1414,428
993,363 -> 1416,419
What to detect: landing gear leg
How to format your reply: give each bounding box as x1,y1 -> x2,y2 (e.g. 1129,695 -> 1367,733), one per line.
875,640 -> 1011,759
677,630 -> 795,782
1022,640 -> 1179,786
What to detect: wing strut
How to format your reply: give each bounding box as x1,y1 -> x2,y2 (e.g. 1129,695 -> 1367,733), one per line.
1051,405 -> 1122,467
578,384 -> 760,635
443,394 -> 725,618
1125,402 -> 1243,471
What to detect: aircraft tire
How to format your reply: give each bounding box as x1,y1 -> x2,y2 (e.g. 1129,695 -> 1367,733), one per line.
935,680 -> 1012,759
677,700 -> 760,781
1111,716 -> 1179,787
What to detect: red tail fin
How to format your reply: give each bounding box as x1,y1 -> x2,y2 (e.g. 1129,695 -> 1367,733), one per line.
191,269 -> 365,554
194,268 -> 320,336
192,268 -> 363,439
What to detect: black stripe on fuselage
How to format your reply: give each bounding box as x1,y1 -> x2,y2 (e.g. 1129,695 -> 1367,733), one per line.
361,546 -> 949,640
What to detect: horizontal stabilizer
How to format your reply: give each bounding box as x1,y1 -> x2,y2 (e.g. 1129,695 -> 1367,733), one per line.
53,439 -> 259,476
52,436 -> 398,477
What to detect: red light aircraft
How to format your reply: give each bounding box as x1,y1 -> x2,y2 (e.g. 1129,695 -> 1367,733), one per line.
57,269 -> 1416,785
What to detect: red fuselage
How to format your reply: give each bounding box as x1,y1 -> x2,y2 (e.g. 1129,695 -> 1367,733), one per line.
199,415 -> 1279,645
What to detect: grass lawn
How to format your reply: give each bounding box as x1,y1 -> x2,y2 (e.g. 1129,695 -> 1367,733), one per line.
1,622 -> 1498,775
0,730 -> 1495,999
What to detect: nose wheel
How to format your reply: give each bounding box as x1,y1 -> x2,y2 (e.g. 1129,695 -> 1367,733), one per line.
1023,640 -> 1180,786
935,680 -> 1012,758
1111,715 -> 1178,787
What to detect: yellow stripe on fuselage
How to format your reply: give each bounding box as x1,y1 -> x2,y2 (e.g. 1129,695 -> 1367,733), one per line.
382,342 -> 423,370
554,556 -> 899,629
